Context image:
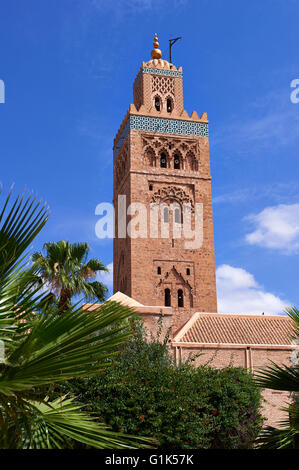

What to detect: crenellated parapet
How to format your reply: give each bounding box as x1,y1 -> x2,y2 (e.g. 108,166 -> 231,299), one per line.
113,108 -> 209,160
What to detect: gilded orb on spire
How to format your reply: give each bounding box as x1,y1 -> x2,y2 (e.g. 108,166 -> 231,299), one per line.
151,33 -> 162,60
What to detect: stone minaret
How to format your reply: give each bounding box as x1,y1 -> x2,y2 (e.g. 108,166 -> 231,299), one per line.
113,34 -> 217,330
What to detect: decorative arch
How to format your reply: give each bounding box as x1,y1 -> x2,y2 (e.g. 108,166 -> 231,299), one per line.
151,186 -> 194,211
178,289 -> 184,307
164,288 -> 171,307
144,146 -> 156,167
172,149 -> 183,170
133,79 -> 143,110
159,149 -> 169,168
153,93 -> 163,112
186,150 -> 198,171
165,95 -> 174,113
156,266 -> 193,309
114,140 -> 129,188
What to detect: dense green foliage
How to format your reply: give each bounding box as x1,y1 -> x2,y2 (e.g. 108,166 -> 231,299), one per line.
62,321 -> 264,449
0,189 -> 149,449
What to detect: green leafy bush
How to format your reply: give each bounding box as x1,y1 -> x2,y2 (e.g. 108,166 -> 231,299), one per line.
60,319 -> 263,449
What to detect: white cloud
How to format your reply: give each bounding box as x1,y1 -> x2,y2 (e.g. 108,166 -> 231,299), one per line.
97,262 -> 113,288
216,264 -> 289,315
245,203 -> 299,253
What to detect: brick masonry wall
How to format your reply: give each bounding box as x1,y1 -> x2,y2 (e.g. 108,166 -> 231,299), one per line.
114,60 -> 217,332
137,313 -> 173,341
113,127 -> 217,331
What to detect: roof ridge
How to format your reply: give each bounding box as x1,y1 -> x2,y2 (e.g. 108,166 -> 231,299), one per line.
195,312 -> 291,320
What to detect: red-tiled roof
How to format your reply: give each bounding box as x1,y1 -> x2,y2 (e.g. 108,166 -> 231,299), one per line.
173,313 -> 295,346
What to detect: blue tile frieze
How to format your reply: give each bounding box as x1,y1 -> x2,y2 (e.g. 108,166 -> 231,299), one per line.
114,115 -> 208,159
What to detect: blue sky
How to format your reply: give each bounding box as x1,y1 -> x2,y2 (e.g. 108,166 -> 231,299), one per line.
0,0 -> 298,313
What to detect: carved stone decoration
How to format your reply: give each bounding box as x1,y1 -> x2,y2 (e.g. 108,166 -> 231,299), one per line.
151,186 -> 194,210
141,134 -> 199,171
134,78 -> 143,110
152,75 -> 175,96
144,145 -> 156,167
115,139 -> 129,188
156,265 -> 193,309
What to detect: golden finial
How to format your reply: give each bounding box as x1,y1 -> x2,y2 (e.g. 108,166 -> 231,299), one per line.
151,33 -> 162,60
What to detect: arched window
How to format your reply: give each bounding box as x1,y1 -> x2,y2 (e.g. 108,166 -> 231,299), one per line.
174,154 -> 180,170
160,152 -> 167,168
163,207 -> 169,223
186,268 -> 190,276
157,266 -> 161,275
178,289 -> 184,308
165,288 -> 171,307
166,98 -> 173,113
154,96 -> 161,111
174,208 -> 181,224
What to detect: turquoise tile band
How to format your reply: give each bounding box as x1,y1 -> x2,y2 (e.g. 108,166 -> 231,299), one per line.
114,115 -> 208,159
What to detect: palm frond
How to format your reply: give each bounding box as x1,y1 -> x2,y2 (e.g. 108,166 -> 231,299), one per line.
285,307 -> 299,340
255,362 -> 299,391
87,281 -> 108,302
69,242 -> 90,264
23,396 -> 152,449
85,258 -> 108,273
0,188 -> 48,342
0,301 -> 134,395
0,190 -> 48,280
256,425 -> 299,449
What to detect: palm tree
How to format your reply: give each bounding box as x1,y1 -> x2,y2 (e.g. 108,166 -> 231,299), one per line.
32,241 -> 108,314
0,188 -> 150,449
255,307 -> 299,449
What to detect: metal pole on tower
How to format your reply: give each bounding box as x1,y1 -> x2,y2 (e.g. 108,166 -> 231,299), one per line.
169,36 -> 182,64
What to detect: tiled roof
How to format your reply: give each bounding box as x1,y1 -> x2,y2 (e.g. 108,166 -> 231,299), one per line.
173,313 -> 295,346
106,292 -> 144,307
83,292 -> 144,311
82,293 -> 172,315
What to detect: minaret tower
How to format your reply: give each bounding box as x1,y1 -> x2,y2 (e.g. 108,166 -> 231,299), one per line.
113,35 -> 217,330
